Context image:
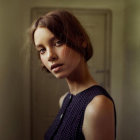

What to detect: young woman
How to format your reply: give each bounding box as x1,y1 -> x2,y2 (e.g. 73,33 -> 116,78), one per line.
30,10 -> 116,140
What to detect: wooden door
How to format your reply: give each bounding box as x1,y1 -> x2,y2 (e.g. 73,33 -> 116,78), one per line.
30,8 -> 112,140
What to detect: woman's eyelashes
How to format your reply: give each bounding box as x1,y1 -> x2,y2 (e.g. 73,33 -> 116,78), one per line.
37,40 -> 63,55
38,48 -> 46,55
54,40 -> 63,47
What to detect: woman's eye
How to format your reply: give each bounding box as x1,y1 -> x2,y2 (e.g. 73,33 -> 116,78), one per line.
55,40 -> 63,47
39,48 -> 46,54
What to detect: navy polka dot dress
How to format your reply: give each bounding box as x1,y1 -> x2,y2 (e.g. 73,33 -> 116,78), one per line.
44,85 -> 116,140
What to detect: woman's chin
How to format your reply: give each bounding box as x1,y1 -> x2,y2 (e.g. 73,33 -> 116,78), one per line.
53,73 -> 67,79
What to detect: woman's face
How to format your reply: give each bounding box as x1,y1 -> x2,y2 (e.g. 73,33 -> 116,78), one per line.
34,27 -> 84,79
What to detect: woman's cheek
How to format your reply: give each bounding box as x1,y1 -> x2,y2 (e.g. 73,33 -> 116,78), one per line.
61,46 -> 71,59
61,45 -> 67,58
40,56 -> 49,69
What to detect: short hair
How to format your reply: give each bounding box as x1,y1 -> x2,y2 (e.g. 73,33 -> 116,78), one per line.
30,10 -> 93,72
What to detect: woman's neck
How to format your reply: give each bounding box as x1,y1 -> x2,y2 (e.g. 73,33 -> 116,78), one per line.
65,61 -> 98,95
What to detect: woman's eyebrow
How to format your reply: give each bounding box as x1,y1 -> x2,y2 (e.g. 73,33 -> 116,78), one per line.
48,36 -> 57,44
35,36 -> 57,49
35,44 -> 44,49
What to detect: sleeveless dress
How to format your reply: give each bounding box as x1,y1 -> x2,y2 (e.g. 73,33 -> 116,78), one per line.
44,85 -> 116,140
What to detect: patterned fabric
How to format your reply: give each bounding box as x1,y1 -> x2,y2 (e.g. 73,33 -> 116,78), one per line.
44,85 -> 116,140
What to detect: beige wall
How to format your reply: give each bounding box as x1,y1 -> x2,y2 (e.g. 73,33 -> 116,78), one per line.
1,0 -> 139,140
0,0 -> 24,140
26,1 -> 125,139
122,0 -> 140,139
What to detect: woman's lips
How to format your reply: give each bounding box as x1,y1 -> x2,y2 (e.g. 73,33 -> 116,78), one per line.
51,64 -> 64,72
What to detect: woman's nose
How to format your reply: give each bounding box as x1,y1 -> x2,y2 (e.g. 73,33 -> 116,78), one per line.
47,48 -> 58,62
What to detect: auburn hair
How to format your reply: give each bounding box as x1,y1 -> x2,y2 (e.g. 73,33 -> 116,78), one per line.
30,10 -> 93,72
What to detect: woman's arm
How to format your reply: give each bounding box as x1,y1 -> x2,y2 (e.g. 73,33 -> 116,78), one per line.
82,95 -> 115,140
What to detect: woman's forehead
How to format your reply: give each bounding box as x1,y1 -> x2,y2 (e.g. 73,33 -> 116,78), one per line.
34,27 -> 56,46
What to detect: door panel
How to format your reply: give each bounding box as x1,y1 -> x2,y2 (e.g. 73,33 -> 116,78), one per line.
30,8 -> 111,140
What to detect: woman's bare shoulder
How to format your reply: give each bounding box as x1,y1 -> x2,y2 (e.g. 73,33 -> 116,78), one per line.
86,95 -> 114,113
83,95 -> 115,140
59,92 -> 69,108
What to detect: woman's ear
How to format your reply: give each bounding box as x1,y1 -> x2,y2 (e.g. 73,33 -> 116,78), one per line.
82,41 -> 87,48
